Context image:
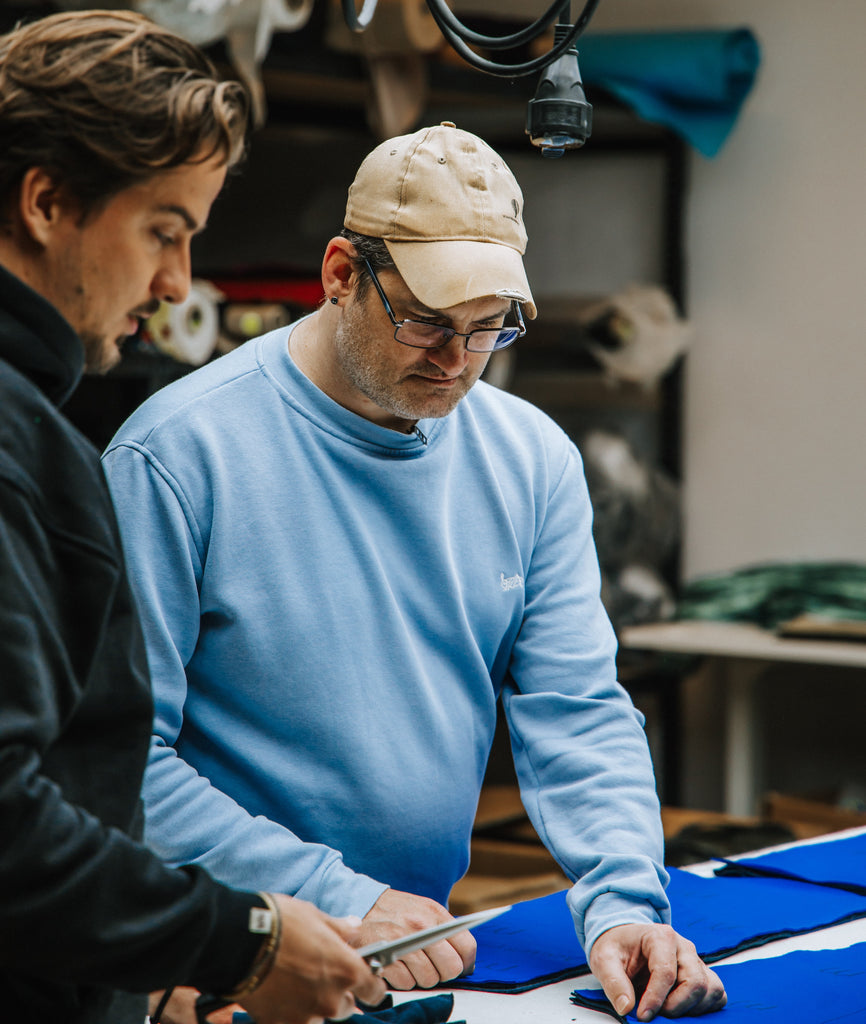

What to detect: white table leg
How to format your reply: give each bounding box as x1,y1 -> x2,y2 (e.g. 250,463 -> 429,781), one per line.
721,658 -> 764,816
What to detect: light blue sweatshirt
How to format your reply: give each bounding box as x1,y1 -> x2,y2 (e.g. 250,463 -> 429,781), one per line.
102,321 -> 670,954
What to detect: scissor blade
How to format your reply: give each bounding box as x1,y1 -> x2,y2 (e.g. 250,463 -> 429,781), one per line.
358,903 -> 511,969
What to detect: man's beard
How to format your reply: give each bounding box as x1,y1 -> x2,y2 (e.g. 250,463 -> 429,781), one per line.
333,299 -> 483,425
81,330 -> 122,375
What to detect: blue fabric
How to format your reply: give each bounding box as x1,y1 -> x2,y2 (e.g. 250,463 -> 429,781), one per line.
102,318 -> 668,954
454,864 -> 866,992
451,889 -> 586,991
715,831 -> 866,892
580,29 -> 761,157
572,941 -> 866,1022
666,867 -> 866,962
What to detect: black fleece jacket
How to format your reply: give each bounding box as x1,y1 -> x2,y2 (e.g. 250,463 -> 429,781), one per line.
0,264 -> 262,1023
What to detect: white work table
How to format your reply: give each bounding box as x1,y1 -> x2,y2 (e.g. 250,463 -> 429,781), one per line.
396,827 -> 866,1023
618,619 -> 866,816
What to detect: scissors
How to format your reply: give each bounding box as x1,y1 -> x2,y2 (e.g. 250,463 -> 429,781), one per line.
356,903 -> 512,975
192,904 -> 512,1022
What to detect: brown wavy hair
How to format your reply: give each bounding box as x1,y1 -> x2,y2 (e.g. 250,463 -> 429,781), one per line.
0,9 -> 250,222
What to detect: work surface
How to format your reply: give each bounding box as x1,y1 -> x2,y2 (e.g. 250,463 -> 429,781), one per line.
393,827 -> 866,1023
619,619 -> 866,669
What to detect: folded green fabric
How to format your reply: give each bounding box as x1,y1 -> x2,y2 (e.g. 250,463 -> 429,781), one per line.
676,561 -> 866,629
580,28 -> 761,157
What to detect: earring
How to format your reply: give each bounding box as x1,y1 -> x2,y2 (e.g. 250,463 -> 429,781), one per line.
329,296 -> 339,305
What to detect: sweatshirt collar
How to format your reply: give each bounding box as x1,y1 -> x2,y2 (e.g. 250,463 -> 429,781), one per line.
269,319 -> 440,455
0,262 -> 84,407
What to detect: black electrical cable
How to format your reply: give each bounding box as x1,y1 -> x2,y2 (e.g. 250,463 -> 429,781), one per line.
425,0 -> 566,51
338,0 -> 601,150
342,0 -> 380,33
149,987 -> 173,1024
423,0 -> 601,77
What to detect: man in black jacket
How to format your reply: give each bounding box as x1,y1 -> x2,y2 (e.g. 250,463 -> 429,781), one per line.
0,11 -> 384,1024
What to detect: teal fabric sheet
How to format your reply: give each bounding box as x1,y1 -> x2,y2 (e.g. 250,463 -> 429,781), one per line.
453,861 -> 866,992
572,941 -> 866,1022
231,993 -> 459,1024
579,28 -> 761,157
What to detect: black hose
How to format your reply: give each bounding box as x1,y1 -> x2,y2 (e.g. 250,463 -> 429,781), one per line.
423,0 -> 601,77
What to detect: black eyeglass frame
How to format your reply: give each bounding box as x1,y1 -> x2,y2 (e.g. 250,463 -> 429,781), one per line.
360,258 -> 526,353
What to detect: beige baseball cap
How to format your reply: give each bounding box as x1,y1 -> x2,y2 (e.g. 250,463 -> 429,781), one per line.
344,122 -> 536,319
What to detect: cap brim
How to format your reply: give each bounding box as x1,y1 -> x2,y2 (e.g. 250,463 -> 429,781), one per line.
384,239 -> 537,320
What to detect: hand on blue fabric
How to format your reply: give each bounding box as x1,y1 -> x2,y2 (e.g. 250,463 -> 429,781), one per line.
589,923 -> 726,1020
361,890 -> 476,991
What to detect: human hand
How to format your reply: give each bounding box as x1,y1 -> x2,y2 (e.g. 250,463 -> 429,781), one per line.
360,888 -> 476,990
238,894 -> 385,1024
588,923 -> 726,1020
148,987 -> 239,1023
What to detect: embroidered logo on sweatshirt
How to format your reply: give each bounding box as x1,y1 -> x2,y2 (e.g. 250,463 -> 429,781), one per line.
500,571 -> 524,591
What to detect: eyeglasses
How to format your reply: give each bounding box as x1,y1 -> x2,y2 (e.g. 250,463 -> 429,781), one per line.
361,258 -> 526,353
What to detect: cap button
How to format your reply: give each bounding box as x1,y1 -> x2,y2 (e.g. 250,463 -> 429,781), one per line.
440,120 -> 456,129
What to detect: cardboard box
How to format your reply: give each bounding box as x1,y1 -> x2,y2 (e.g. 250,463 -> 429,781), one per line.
450,787 -> 570,913
763,790 -> 866,839
450,838 -> 570,915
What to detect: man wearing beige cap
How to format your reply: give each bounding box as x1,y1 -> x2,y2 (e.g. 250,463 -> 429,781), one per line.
104,123 -> 725,1019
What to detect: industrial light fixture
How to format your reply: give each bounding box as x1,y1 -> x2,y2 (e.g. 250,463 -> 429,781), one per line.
341,0 -> 602,154
525,19 -> 593,157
